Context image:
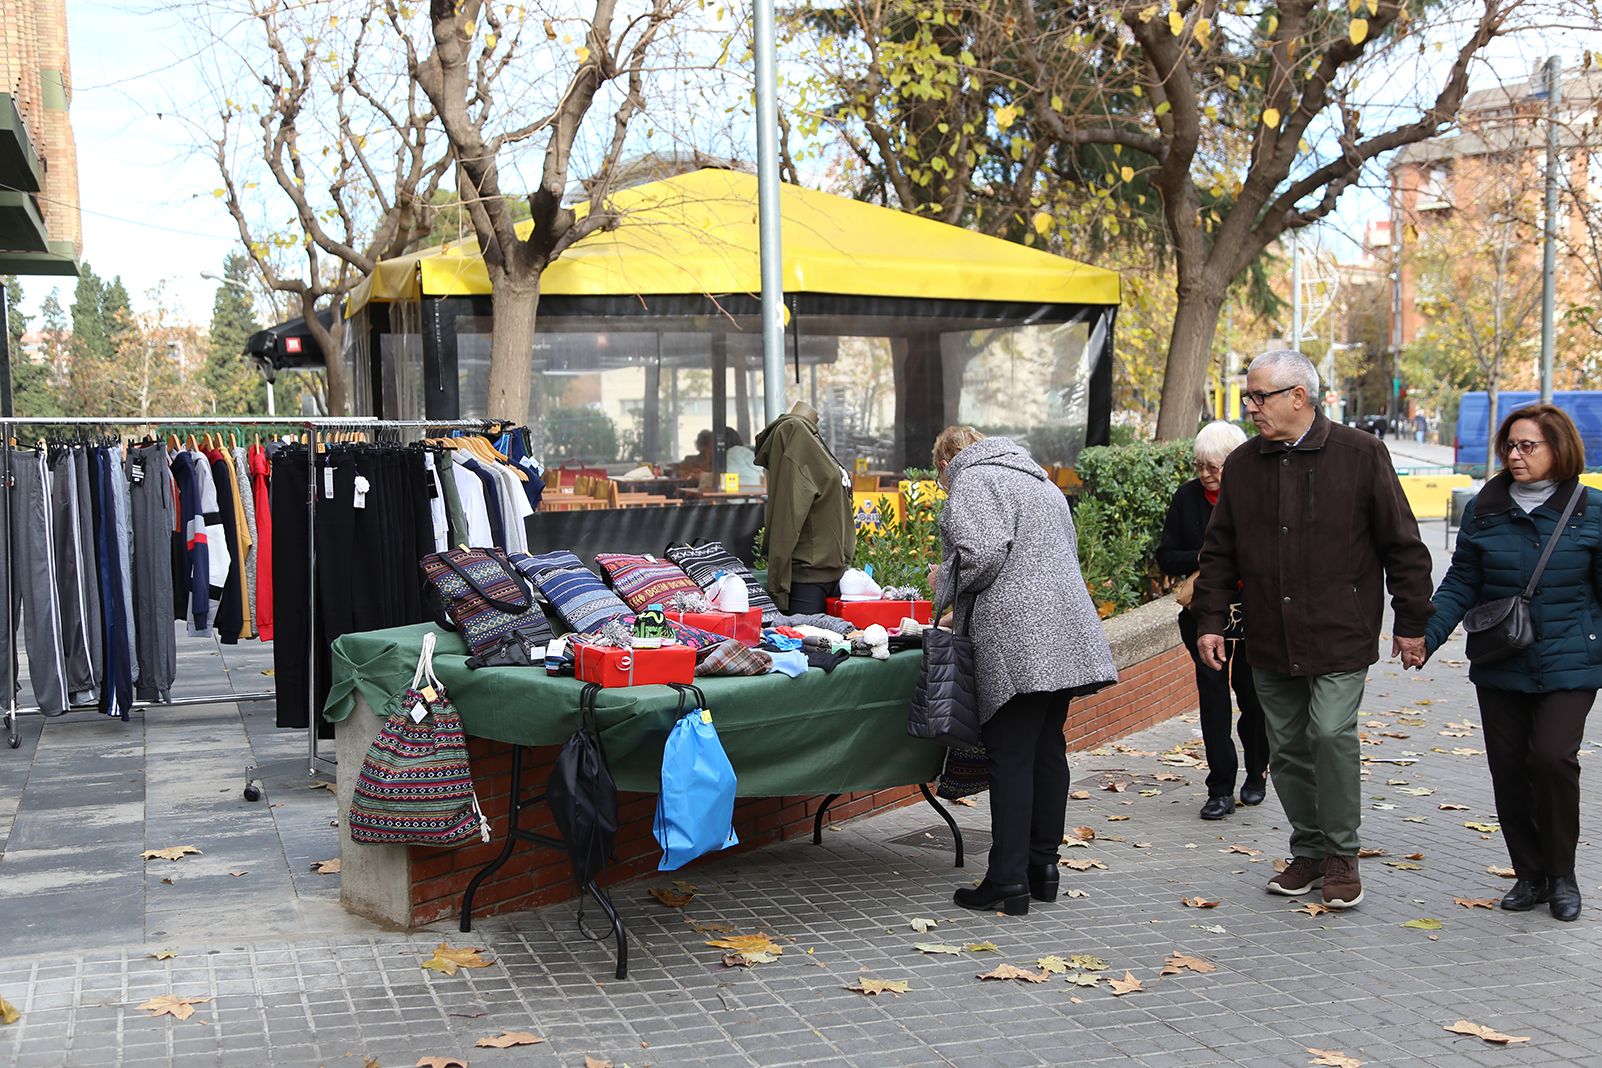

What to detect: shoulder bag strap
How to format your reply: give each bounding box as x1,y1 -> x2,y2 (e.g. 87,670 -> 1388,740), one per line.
411,631 -> 442,692
939,543 -> 1013,636
1522,483 -> 1584,599
441,549 -> 533,614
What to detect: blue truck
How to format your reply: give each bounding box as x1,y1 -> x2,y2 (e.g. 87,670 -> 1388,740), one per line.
1455,391 -> 1602,475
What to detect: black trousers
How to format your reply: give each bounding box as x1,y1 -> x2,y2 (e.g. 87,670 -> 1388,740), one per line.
981,689 -> 1071,885
1476,686 -> 1594,879
787,579 -> 841,616
1178,610 -> 1269,798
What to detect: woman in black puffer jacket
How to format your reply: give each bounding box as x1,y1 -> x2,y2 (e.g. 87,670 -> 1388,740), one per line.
1427,403 -> 1602,922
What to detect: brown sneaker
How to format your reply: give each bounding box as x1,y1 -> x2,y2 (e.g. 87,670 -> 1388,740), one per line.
1267,855 -> 1325,896
1322,855 -> 1365,909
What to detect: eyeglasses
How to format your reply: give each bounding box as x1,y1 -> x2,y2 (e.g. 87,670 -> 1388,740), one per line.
1243,385 -> 1297,407
1506,439 -> 1547,456
1194,461 -> 1222,474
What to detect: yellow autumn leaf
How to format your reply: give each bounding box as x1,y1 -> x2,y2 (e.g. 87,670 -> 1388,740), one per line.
463,19 -> 475,36
486,32 -> 497,48
0,995 -> 18,1025
1138,4 -> 1157,22
994,105 -> 1018,130
1120,165 -> 1135,182
576,45 -> 591,62
1266,13 -> 1279,34
138,995 -> 209,1021
1349,18 -> 1368,45
1032,211 -> 1054,235
1050,94 -> 1063,112
143,846 -> 202,862
846,978 -> 909,996
1263,107 -> 1281,128
1168,10 -> 1184,35
1366,0 -> 1378,12
1194,17 -> 1212,47
420,943 -> 494,976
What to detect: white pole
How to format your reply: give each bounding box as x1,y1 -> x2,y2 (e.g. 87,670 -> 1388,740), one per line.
753,0 -> 787,423
1290,234 -> 1302,352
1540,56 -> 1561,402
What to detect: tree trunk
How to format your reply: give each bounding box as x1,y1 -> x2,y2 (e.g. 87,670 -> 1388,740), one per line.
317,327 -> 352,417
1486,373 -> 1499,477
487,267 -> 542,428
1154,286 -> 1227,441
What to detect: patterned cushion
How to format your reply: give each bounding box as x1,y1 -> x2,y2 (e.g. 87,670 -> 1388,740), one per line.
536,567 -> 631,634
696,639 -> 772,677
664,541 -> 779,620
594,553 -> 701,611
509,549 -> 585,582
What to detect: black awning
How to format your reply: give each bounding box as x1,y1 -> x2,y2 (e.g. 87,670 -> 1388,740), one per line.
244,309 -> 334,377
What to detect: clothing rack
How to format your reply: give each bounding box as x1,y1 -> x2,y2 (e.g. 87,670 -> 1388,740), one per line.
1,417 -> 494,793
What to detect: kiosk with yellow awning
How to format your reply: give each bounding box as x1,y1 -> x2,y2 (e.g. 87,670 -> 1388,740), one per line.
345,166 -> 1121,474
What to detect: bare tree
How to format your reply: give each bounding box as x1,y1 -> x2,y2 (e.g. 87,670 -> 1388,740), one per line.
208,0 -> 452,415
392,0 -> 690,426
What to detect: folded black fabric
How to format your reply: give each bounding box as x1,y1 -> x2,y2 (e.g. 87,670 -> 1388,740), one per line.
804,647 -> 850,673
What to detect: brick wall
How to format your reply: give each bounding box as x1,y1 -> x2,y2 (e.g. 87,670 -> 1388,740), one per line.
403,641 -> 1199,925
2,0 -> 82,255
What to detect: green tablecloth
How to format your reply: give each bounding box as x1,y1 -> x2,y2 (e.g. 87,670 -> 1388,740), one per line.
326,623 -> 944,795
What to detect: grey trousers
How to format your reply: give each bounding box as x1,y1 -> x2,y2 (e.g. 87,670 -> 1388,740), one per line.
4,449 -> 69,712
73,447 -> 103,683
49,450 -> 98,701
128,444 -> 176,702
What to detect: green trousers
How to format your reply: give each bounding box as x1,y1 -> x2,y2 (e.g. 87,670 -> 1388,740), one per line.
1252,666 -> 1367,858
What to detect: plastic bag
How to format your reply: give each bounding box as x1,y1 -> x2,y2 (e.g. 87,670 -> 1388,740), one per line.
655,684 -> 739,870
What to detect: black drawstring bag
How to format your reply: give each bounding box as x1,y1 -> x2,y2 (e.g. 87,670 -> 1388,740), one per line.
907,550 -> 982,748
546,683 -> 619,887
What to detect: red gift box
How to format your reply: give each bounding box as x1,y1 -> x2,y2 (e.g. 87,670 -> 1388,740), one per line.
572,642 -> 696,688
666,609 -> 763,644
826,598 -> 934,629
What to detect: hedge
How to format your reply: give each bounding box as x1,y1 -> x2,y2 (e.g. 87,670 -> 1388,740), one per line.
1073,439 -> 1195,615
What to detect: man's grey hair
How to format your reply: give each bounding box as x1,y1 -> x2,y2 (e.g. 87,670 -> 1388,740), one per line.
1248,349 -> 1319,396
1194,419 -> 1248,465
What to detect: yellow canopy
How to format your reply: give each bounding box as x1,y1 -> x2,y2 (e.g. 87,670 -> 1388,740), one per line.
347,168 -> 1120,315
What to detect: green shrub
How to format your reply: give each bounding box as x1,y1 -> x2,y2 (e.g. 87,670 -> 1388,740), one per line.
1072,439 -> 1194,614
853,490 -> 943,598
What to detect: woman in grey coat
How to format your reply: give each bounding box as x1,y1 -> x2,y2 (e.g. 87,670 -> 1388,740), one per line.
930,427 -> 1117,915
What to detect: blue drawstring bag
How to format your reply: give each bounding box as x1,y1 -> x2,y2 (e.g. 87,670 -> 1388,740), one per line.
655,684 -> 738,871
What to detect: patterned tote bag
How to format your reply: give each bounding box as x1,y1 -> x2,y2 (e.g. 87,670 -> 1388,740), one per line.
348,633 -> 491,846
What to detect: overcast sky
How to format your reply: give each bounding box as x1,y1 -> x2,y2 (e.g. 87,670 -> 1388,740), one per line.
14,1 -> 1601,332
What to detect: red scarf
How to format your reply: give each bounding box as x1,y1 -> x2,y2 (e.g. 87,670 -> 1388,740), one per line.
1203,486 -> 1220,506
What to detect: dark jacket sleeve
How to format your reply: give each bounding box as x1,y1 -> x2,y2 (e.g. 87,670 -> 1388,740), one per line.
1426,498 -> 1482,655
1370,448 -> 1436,638
1193,474 -> 1240,637
1155,481 -> 1200,577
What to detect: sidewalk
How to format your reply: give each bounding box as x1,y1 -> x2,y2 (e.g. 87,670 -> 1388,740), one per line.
2,520 -> 1599,1066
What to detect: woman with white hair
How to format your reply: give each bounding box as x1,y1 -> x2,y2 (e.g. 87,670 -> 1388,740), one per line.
1157,420 -> 1269,820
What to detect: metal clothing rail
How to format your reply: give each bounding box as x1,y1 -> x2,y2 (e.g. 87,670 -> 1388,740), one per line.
2,417 -> 495,784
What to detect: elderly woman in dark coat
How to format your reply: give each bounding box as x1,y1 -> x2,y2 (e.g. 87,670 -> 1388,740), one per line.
1157,419 -> 1269,821
929,426 -> 1117,916
1426,403 -> 1602,922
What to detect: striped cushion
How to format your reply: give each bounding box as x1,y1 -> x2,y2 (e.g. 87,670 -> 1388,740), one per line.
594,553 -> 701,611
664,541 -> 778,619
537,567 -> 631,635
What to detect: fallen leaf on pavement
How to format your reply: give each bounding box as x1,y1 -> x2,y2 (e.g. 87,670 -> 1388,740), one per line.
1403,816 -> 1430,823
1455,897 -> 1498,909
1307,1048 -> 1363,1068
845,978 -> 908,997
1405,852 -> 1426,860
1401,918 -> 1443,930
648,887 -> 695,908
706,934 -> 782,960
309,781 -> 337,792
1487,865 -> 1517,878
1064,888 -> 1089,898
1068,826 -> 1096,842
476,1030 -> 544,1048
951,796 -> 978,807
1463,821 -> 1500,833
142,846 -> 201,862
1294,903 -> 1332,916
1037,955 -> 1069,974
1181,897 -> 1220,909
909,917 -> 938,933
1444,1020 -> 1530,1044
584,1057 -> 614,1068
722,950 -> 779,967
420,943 -> 493,976
1226,845 -> 1262,856
1066,972 -> 1102,987
912,943 -> 963,956
1133,842 -> 1153,849
138,995 -> 209,1021
415,1058 -> 468,1068
1397,787 -> 1433,796
1068,954 -> 1109,971
1438,803 -> 1469,811
1069,790 -> 1090,800
1357,848 -> 1388,858
1383,860 -> 1423,870
1159,951 -> 1216,975
1155,773 -> 1187,782
1107,970 -> 1144,996
1138,789 -> 1161,797
978,964 -> 1051,983
228,871 -> 247,878
1106,815 -> 1131,822
1192,923 -> 1227,934
687,918 -> 735,934
0,995 -> 18,1025
1101,781 -> 1127,792
1450,748 -> 1485,756
1274,858 -> 1290,873
964,941 -> 999,953
311,858 -> 340,874
1060,858 -> 1107,871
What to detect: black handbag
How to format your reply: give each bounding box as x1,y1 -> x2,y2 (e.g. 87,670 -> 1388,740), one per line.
546,683 -> 619,887
907,550 -> 983,748
1462,484 -> 1582,665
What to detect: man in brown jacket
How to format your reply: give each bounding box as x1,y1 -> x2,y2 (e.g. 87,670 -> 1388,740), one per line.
1194,350 -> 1433,910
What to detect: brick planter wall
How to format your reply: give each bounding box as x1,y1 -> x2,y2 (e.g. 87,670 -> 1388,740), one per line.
337,597 -> 1196,928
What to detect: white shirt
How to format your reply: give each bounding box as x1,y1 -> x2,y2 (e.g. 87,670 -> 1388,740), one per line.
449,455 -> 495,548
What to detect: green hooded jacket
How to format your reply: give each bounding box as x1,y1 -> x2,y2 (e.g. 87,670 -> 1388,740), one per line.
754,411 -> 855,610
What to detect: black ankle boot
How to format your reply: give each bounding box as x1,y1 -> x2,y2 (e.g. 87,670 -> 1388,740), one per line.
1549,874 -> 1582,922
1500,877 -> 1551,912
1240,778 -> 1267,806
954,879 -> 1030,915
1027,862 -> 1059,902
